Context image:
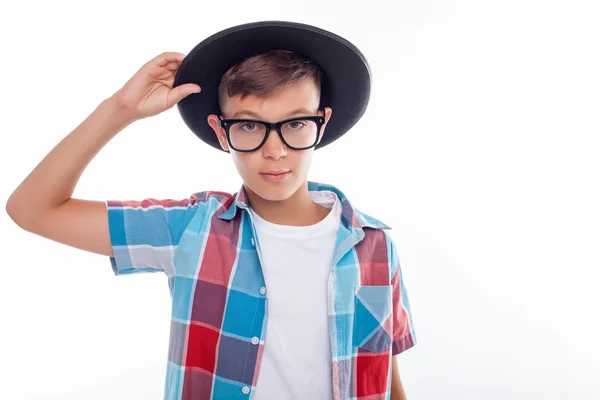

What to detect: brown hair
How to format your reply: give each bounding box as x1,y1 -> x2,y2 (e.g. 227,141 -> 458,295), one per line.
218,49 -> 323,112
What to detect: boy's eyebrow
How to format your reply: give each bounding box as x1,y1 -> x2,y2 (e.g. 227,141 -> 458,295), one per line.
231,108 -> 314,119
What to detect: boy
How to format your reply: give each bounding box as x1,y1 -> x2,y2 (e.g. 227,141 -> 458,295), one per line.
6,21 -> 416,400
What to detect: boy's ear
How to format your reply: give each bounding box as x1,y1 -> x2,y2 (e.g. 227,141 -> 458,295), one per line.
317,107 -> 333,145
207,114 -> 230,151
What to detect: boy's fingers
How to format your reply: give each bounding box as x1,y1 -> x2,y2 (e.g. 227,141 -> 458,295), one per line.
162,61 -> 180,72
167,84 -> 201,109
154,52 -> 187,67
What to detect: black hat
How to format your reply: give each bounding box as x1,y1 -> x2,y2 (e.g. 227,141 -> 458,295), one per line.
173,20 -> 371,153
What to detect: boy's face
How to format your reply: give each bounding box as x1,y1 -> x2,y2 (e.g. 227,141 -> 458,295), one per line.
207,78 -> 332,202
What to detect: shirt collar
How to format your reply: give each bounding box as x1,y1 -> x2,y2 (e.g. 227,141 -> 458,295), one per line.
217,181 -> 391,234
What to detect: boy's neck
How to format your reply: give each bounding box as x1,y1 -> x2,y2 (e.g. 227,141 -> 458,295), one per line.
245,181 -> 330,226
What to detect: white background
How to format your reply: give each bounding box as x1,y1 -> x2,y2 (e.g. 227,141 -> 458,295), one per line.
1,0 -> 598,399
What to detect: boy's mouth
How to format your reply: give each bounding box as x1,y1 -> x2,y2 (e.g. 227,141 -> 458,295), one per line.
260,170 -> 290,175
260,170 -> 291,182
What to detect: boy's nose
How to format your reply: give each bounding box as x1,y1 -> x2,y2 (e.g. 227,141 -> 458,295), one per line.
262,127 -> 287,158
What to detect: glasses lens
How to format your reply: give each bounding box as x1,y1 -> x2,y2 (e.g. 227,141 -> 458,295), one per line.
281,119 -> 318,149
229,122 -> 268,150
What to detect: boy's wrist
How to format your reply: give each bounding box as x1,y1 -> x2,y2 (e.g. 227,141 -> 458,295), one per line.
106,93 -> 140,125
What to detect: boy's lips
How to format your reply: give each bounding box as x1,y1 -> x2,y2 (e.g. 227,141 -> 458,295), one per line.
260,170 -> 291,182
260,170 -> 290,175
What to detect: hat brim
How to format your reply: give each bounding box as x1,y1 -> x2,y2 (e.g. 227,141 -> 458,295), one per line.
173,20 -> 371,152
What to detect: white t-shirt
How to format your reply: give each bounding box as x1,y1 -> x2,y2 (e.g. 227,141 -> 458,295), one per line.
249,190 -> 342,400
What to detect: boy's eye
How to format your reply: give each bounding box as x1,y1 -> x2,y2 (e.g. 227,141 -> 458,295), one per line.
285,121 -> 306,129
241,122 -> 259,131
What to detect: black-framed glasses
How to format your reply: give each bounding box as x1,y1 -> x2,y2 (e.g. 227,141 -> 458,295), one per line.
218,113 -> 325,152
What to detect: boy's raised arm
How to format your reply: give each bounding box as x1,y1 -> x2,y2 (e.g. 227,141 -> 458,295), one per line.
5,52 -> 201,258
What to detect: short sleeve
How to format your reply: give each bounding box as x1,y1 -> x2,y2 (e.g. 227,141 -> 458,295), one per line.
105,195 -> 199,277
389,236 -> 417,355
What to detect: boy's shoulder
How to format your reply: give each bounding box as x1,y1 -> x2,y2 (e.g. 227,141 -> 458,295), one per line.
194,190 -> 236,204
352,207 -> 392,231
308,181 -> 392,231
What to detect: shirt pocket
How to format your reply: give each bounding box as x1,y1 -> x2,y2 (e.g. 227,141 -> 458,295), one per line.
352,285 -> 393,354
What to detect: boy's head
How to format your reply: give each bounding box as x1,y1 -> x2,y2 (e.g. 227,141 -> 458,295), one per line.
207,50 -> 333,202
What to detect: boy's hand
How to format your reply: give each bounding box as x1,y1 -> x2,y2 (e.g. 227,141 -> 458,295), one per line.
112,52 -> 201,120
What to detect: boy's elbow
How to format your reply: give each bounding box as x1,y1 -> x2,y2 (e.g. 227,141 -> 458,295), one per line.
6,196 -> 21,224
6,203 -> 28,230
6,195 -> 32,230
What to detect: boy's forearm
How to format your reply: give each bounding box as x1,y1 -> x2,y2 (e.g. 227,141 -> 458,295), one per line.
391,380 -> 408,400
391,357 -> 408,400
6,95 -> 136,224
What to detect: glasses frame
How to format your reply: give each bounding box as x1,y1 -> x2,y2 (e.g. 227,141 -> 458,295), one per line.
218,113 -> 326,152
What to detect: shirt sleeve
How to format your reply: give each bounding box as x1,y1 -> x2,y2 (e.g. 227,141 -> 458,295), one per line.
105,194 -> 199,277
389,236 -> 417,355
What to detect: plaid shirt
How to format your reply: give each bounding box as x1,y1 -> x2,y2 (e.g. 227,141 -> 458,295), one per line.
106,181 -> 417,399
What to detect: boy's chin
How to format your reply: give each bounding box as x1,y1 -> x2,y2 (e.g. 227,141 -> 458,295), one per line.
246,178 -> 300,202
253,186 -> 294,202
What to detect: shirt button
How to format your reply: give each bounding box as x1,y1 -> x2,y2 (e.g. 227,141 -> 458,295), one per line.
251,336 -> 259,345
251,238 -> 255,246
260,286 -> 267,295
242,386 -> 250,394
